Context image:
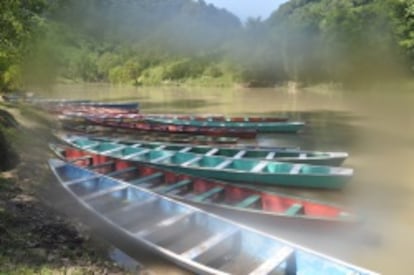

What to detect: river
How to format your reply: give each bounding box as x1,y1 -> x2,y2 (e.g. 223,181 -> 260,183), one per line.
44,83 -> 414,274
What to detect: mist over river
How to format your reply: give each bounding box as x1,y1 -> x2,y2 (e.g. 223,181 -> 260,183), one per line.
42,83 -> 414,274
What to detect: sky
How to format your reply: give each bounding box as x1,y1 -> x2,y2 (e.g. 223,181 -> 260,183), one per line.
203,0 -> 288,21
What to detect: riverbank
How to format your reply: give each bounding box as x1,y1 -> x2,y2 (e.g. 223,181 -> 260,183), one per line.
0,103 -> 131,274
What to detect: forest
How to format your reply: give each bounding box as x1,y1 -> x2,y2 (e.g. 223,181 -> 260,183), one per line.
1,0 -> 414,90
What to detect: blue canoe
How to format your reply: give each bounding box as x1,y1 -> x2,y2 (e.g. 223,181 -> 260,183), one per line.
49,159 -> 377,275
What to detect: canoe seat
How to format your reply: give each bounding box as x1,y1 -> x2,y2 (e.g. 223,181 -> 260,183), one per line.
181,228 -> 239,260
250,161 -> 268,172
193,187 -> 224,202
101,145 -> 125,154
265,152 -> 276,160
135,211 -> 194,238
82,184 -> 128,201
123,149 -> 150,160
235,195 -> 261,208
89,161 -> 115,170
157,179 -> 192,194
285,204 -> 304,216
81,142 -> 100,149
205,148 -> 219,156
179,147 -> 192,153
106,167 -> 137,178
215,159 -> 233,169
249,246 -> 295,275
181,156 -> 202,167
289,164 -> 302,174
233,150 -> 246,159
128,172 -> 163,185
65,175 -> 100,186
151,154 -> 172,163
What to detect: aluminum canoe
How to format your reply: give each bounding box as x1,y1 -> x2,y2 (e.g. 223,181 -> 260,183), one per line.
49,159 -> 377,275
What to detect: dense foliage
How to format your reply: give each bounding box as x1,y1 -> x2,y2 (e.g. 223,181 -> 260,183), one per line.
1,0 -> 414,90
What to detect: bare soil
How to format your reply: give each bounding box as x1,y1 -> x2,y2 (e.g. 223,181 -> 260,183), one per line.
0,102 -> 130,274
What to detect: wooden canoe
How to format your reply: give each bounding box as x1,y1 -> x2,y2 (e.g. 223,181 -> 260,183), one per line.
49,159 -> 377,275
51,143 -> 357,227
63,112 -> 289,123
65,135 -> 347,166
59,125 -> 240,145
86,117 -> 258,139
145,117 -> 306,133
59,136 -> 354,189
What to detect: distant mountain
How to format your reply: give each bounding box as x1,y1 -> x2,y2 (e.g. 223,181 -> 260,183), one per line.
54,0 -> 242,51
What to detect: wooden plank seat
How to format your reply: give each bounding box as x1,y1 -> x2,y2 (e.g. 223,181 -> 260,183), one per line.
101,145 -> 126,154
289,164 -> 302,174
123,149 -> 150,160
205,148 -> 219,156
235,194 -> 261,208
157,179 -> 192,194
135,211 -> 194,238
193,187 -> 224,202
80,142 -> 100,149
265,152 -> 276,160
233,150 -> 246,159
106,167 -> 137,178
251,161 -> 268,173
106,198 -> 159,225
181,228 -> 239,260
285,204 -> 304,216
215,159 -> 233,169
82,185 -> 128,201
181,156 -> 202,167
151,154 -> 173,163
179,147 -> 192,153
128,172 -> 163,185
89,161 -> 115,170
249,246 -> 295,275
65,175 -> 101,186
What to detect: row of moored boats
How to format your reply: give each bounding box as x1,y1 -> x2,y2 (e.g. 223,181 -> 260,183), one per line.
3,94 -> 378,274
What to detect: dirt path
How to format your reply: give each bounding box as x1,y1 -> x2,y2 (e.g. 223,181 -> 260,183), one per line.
0,103 -> 131,274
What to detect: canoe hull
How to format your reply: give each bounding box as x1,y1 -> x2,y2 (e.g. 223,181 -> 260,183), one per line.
157,164 -> 350,189
146,118 -> 306,134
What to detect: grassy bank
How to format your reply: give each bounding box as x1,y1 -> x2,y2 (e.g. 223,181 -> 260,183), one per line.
0,103 -> 131,274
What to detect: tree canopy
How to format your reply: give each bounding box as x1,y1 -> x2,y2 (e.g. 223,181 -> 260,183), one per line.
1,0 -> 413,90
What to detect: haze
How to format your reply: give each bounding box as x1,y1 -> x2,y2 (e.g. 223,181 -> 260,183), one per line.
203,0 -> 288,20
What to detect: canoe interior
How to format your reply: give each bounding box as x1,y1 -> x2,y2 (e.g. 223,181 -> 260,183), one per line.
79,141 -> 334,176
62,146 -> 351,220
86,117 -> 258,138
51,160 -> 376,275
63,135 -> 346,167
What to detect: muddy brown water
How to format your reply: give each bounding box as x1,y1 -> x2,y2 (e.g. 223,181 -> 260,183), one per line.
42,83 -> 414,274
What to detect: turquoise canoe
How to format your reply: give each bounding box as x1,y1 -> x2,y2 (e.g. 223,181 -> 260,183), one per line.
49,159 -> 377,275
61,136 -> 353,189
145,117 -> 305,133
70,135 -> 348,166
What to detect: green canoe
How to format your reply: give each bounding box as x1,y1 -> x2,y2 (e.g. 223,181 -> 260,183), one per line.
145,117 -> 306,133
62,136 -> 353,189
77,135 -> 348,166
